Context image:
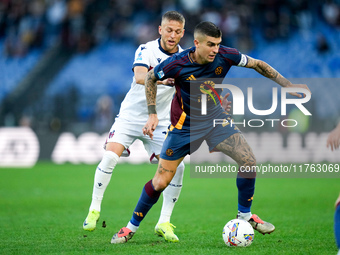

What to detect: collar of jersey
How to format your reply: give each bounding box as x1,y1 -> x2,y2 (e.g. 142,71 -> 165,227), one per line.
188,47 -> 205,65
158,38 -> 179,56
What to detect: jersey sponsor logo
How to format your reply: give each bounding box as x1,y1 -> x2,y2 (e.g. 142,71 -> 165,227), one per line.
215,66 -> 223,75
186,74 -> 196,80
157,70 -> 164,79
200,80 -> 222,106
166,148 -> 174,156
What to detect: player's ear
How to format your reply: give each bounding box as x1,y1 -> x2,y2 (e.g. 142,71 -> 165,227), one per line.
158,25 -> 162,36
181,29 -> 185,38
194,38 -> 199,47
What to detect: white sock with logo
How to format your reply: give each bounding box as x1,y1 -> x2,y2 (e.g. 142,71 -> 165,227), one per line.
89,151 -> 119,212
157,161 -> 185,224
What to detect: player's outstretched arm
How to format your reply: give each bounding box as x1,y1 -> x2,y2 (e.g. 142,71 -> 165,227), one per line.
327,122 -> 340,151
245,56 -> 311,98
143,69 -> 159,139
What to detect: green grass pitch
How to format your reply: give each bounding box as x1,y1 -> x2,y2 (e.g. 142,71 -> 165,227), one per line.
0,162 -> 338,254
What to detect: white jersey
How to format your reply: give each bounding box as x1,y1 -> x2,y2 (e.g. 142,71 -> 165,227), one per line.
116,38 -> 183,126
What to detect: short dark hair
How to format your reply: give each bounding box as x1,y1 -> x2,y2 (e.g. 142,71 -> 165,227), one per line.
161,11 -> 185,25
194,21 -> 222,39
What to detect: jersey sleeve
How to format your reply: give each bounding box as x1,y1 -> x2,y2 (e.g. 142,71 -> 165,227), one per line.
153,55 -> 179,81
132,44 -> 150,70
219,46 -> 248,67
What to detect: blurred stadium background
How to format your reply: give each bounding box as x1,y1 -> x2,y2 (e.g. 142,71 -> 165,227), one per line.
0,0 -> 339,166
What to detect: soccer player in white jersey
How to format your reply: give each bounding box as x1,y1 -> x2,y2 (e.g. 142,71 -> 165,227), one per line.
82,11 -> 185,242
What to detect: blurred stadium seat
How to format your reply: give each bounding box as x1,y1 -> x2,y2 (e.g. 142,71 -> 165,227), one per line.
44,41 -> 136,122
0,40 -> 43,102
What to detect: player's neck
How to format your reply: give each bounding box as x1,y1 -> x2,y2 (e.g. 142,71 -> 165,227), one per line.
191,51 -> 206,65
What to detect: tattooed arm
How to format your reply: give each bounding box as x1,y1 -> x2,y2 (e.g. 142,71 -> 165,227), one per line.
134,66 -> 174,85
245,56 -> 311,98
143,69 -> 159,139
145,69 -> 157,109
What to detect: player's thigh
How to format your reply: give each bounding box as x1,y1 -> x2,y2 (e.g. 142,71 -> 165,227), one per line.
105,119 -> 139,150
152,157 -> 184,191
215,133 -> 256,167
142,125 -> 168,157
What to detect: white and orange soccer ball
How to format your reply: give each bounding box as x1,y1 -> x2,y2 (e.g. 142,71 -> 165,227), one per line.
222,219 -> 254,247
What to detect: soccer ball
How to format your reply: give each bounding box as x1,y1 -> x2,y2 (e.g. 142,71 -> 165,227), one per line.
222,219 -> 254,247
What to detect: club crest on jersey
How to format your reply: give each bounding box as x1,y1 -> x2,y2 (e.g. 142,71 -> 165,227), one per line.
199,80 -> 222,106
215,66 -> 223,75
109,131 -> 115,138
166,148 -> 174,156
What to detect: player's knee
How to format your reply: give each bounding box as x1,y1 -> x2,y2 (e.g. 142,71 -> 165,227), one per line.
176,161 -> 185,176
171,161 -> 185,185
152,177 -> 171,192
98,151 -> 120,173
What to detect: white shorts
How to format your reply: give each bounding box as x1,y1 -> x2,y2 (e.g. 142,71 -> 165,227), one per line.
106,117 -> 169,159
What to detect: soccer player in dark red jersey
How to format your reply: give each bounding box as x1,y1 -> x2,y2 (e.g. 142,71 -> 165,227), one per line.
111,21 -> 311,244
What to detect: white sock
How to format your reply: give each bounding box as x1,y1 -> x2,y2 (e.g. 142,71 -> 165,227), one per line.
157,161 -> 185,224
127,221 -> 139,232
238,211 -> 252,221
89,151 -> 119,212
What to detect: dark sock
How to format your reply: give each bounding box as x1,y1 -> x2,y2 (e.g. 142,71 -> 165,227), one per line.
130,180 -> 161,226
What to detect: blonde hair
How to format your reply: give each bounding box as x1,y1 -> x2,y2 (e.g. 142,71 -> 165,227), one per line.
161,11 -> 185,26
